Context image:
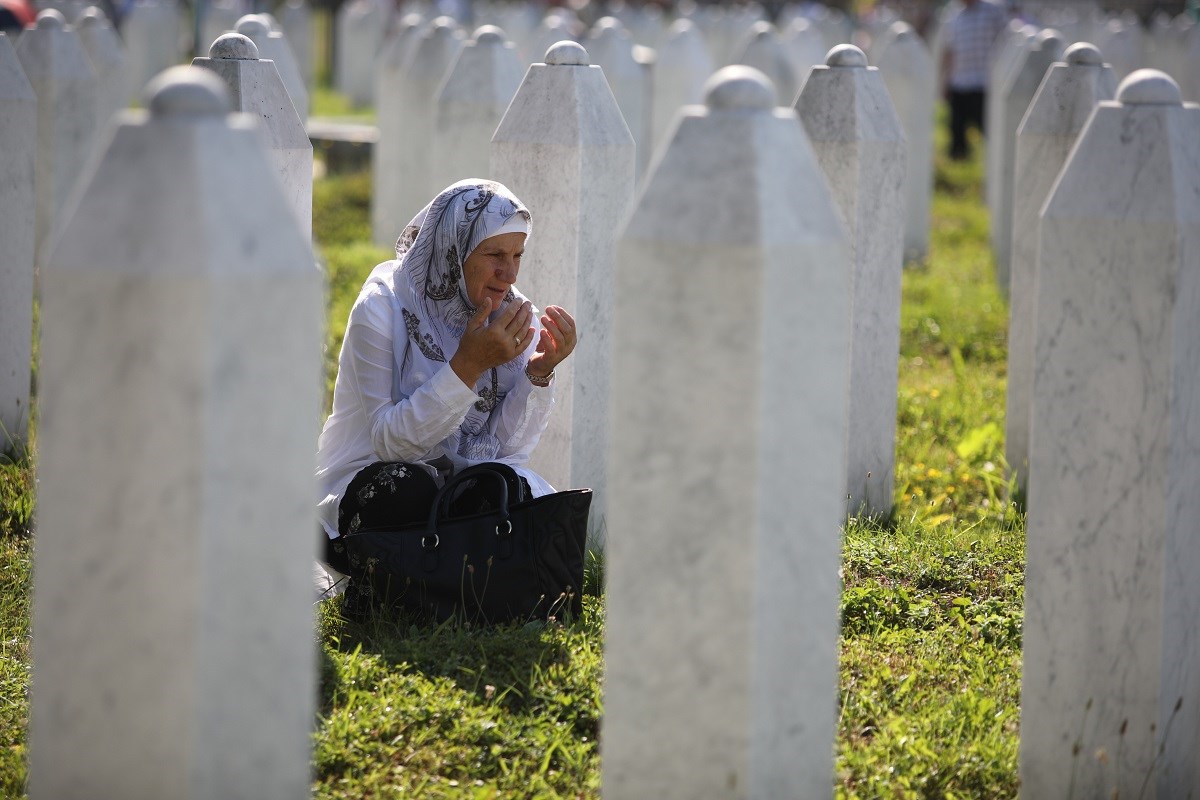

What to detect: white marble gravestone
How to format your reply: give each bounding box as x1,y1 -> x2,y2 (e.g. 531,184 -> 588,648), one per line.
15,9 -> 98,262
491,41 -> 634,545
235,14 -> 308,121
733,21 -> 797,103
0,34 -> 35,449
75,6 -> 129,130
31,65 -> 320,800
371,16 -> 463,246
193,33 -> 312,241
335,0 -> 386,106
604,65 -> 849,800
1005,42 -> 1115,496
1095,17 -> 1144,80
986,22 -> 1035,217
781,16 -> 827,92
650,18 -> 713,152
431,25 -> 523,193
278,0 -> 313,88
1022,69 -> 1200,800
586,17 -> 650,177
991,28 -> 1064,294
873,21 -> 933,263
795,44 -> 904,518
198,0 -> 240,57
523,15 -> 575,67
121,0 -> 184,101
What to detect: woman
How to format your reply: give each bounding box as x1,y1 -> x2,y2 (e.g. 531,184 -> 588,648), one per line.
315,180 -> 576,594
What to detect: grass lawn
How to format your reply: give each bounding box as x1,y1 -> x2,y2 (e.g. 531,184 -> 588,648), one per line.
0,116 -> 1022,798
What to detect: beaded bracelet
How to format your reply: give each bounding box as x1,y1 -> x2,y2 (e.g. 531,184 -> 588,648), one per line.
526,368 -> 554,387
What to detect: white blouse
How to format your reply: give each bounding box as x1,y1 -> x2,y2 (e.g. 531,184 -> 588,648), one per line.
315,280 -> 556,542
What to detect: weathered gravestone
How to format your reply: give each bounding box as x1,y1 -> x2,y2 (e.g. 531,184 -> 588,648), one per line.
734,21 -> 798,104
31,65 -> 321,800
193,33 -> 313,241
650,18 -> 713,152
491,41 -> 634,546
75,6 -> 129,130
15,9 -> 97,262
431,26 -> 522,194
1005,42 -> 1115,497
1022,69 -> 1200,800
586,17 -> 651,177
0,33 -> 35,449
991,28 -> 1064,294
603,65 -> 849,800
235,14 -> 309,122
795,44 -> 904,518
873,21 -> 934,263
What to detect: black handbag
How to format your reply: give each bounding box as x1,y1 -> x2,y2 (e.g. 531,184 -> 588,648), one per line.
340,463 -> 591,625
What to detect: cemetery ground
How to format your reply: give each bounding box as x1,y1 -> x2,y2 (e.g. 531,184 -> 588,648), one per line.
0,117 -> 1022,798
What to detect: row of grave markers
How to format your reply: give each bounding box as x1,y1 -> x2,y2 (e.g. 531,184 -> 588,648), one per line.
2,8 -> 1198,799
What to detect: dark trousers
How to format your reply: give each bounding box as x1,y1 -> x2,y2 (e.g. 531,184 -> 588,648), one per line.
948,88 -> 986,160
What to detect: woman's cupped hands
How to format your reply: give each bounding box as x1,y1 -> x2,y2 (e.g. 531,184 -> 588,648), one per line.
449,298 -> 576,389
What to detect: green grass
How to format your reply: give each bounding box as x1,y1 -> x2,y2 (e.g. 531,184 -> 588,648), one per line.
0,113 -> 1023,798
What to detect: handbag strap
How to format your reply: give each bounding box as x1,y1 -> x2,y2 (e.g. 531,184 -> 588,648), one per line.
428,464 -> 513,534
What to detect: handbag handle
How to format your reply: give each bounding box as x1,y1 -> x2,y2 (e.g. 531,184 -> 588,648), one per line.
427,465 -> 512,535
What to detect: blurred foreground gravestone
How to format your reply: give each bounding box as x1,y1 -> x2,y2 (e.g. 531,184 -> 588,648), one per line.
122,0 -> 184,100
491,41 -> 634,547
1005,42 -> 1115,497
603,66 -> 849,800
650,18 -> 713,151
1023,69 -> 1200,800
795,44 -> 904,519
31,66 -> 321,799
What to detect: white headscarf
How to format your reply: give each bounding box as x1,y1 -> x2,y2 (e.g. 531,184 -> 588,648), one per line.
363,179 -> 534,461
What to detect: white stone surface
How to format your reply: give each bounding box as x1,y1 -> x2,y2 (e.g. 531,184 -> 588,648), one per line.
15,9 -> 98,262
193,33 -> 312,241
431,25 -> 523,193
31,65 -> 320,800
235,14 -> 308,121
1005,42 -> 1115,496
121,0 -> 184,101
277,0 -> 313,88
522,15 -> 576,67
371,16 -> 462,247
585,17 -> 650,176
335,0 -> 386,106
650,18 -> 713,154
733,21 -> 797,104
873,21 -> 933,263
992,28 -> 1064,294
1022,69 -> 1200,800
197,0 -> 240,57
491,41 -> 634,545
1095,17 -> 1144,80
781,17 -> 827,93
76,6 -> 128,130
604,65 -> 849,800
1182,22 -> 1200,102
0,33 -> 35,449
986,22 -> 1035,220
795,44 -> 904,518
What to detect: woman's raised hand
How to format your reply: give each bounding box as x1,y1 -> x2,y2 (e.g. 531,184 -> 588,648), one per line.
527,306 -> 577,379
449,298 -> 535,388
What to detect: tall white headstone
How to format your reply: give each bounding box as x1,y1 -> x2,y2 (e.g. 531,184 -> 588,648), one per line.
75,6 -> 128,130
795,44 -> 904,518
1095,17 -> 1144,80
986,22 -> 1035,218
193,33 -> 312,241
1022,69 -> 1200,800
31,65 -> 321,800
603,65 -> 849,800
781,16 -> 827,92
198,0 -> 240,57
121,0 -> 184,99
873,21 -> 934,263
235,14 -> 308,121
585,17 -> 650,176
335,0 -> 386,106
650,18 -> 713,152
278,0 -> 313,88
15,9 -> 98,261
1005,42 -> 1116,496
0,34 -> 35,450
733,21 -> 797,103
491,41 -> 635,545
431,25 -> 523,194
522,15 -> 575,67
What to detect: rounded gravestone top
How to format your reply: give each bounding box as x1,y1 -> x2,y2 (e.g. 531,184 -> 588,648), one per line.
472,25 -> 506,44
1034,28 -> 1064,52
147,66 -> 231,116
668,18 -> 695,35
209,32 -> 260,60
431,15 -> 458,31
750,20 -> 773,38
77,6 -> 110,28
34,8 -> 66,29
1064,42 -> 1103,65
235,15 -> 270,38
1117,69 -> 1182,105
594,16 -> 624,33
889,20 -> 914,38
258,11 -> 280,31
545,40 -> 588,65
826,43 -> 867,67
704,65 -> 776,110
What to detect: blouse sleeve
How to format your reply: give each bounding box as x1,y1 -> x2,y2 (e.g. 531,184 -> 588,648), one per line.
343,295 -> 479,462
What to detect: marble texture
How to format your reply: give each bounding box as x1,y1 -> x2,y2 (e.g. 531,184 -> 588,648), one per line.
121,0 -> 184,102
603,65 -> 849,800
1005,43 -> 1115,497
795,44 -> 904,519
235,14 -> 308,121
873,21 -> 934,263
0,33 -> 35,449
491,41 -> 635,547
431,26 -> 523,193
371,16 -> 462,247
991,29 -> 1064,294
277,0 -> 313,88
585,17 -> 650,176
193,33 -> 312,241
31,66 -> 320,800
733,21 -> 797,104
15,10 -> 98,262
76,6 -> 129,131
1022,69 -> 1200,800
649,18 -> 713,154
335,0 -> 386,106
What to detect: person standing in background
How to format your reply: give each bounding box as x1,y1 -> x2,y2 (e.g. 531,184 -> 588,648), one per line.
940,0 -> 1009,159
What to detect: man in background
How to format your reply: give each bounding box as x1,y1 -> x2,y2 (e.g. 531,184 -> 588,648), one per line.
940,0 -> 1009,159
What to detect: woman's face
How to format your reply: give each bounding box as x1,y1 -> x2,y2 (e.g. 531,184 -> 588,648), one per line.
463,232 -> 526,309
